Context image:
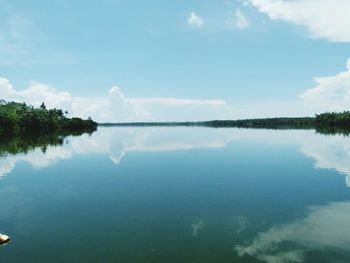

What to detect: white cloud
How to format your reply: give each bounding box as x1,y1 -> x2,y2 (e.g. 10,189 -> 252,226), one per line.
0,78 -> 148,122
235,201 -> 350,262
17,82 -> 72,109
234,9 -> 249,29
188,12 -> 204,27
299,58 -> 350,113
133,97 -> 235,121
225,9 -> 250,30
234,58 -> 350,118
247,0 -> 350,42
69,87 -> 148,122
1,57 -> 350,124
0,76 -> 235,122
0,77 -> 15,97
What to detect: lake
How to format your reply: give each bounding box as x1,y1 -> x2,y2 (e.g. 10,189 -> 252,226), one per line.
0,127 -> 350,263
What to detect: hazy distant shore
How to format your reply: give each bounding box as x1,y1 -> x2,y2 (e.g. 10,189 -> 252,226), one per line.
99,112 -> 350,136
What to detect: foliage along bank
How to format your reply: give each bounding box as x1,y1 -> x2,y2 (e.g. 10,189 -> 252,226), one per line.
0,101 -> 97,136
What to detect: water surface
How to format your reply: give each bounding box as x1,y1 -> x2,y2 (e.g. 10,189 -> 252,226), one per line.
0,127 -> 350,263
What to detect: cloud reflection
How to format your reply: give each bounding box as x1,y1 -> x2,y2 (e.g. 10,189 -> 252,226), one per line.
191,219 -> 204,237
0,127 -> 237,178
235,201 -> 350,263
300,134 -> 350,187
66,127 -> 239,165
2,127 -> 350,189
0,147 -> 71,178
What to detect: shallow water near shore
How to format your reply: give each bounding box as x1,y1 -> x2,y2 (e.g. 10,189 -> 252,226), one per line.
0,127 -> 350,263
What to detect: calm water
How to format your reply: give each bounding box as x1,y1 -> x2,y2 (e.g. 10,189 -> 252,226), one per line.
1,127 -> 350,263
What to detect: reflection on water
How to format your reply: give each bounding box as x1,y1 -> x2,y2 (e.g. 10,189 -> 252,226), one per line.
191,219 -> 204,237
235,216 -> 247,236
235,201 -> 350,263
1,127 -> 350,262
0,147 -> 71,178
0,127 -> 238,178
301,136 -> 350,187
1,127 -> 350,187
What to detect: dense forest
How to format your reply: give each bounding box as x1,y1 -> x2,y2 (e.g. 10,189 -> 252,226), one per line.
314,111 -> 350,135
202,112 -> 350,135
0,100 -> 97,136
201,117 -> 315,129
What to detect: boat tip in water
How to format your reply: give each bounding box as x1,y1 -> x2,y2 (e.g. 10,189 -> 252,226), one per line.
0,234 -> 10,246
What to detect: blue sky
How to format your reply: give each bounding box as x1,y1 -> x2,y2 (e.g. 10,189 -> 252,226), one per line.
1,0 -> 350,121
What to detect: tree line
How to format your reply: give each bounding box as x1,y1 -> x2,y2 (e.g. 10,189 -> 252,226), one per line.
0,100 -> 97,136
102,111 -> 350,136
202,112 -> 350,135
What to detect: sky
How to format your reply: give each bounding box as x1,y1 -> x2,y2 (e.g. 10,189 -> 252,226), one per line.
0,0 -> 350,122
